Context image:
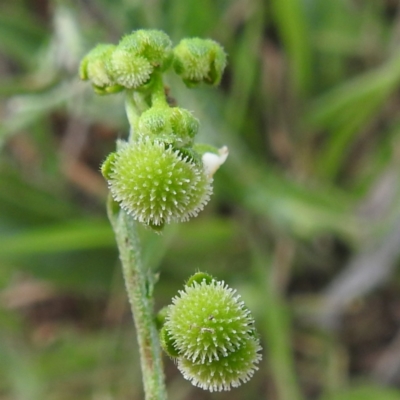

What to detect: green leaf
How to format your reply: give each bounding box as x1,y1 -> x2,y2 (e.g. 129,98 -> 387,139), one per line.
322,386 -> 400,400
270,0 -> 313,94
0,219 -> 114,258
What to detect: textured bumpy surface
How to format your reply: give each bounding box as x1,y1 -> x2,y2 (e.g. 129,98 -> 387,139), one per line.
137,107 -> 199,147
163,278 -> 262,391
79,44 -> 117,87
173,38 -> 227,86
109,49 -> 153,89
178,337 -> 262,392
166,280 -> 256,362
107,139 -> 212,226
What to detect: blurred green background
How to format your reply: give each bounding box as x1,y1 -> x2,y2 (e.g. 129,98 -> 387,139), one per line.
2,0 -> 400,399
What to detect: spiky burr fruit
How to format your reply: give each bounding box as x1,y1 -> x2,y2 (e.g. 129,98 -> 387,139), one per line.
160,273 -> 262,391
177,336 -> 262,392
101,139 -> 212,228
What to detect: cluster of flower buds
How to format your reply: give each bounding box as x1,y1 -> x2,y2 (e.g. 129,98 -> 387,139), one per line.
80,30 -> 228,230
80,31 -> 261,393
159,273 -> 262,391
80,29 -> 226,94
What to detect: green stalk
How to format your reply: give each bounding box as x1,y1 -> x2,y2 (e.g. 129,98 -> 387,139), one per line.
107,198 -> 167,400
125,90 -> 140,135
125,89 -> 150,140
151,73 -> 168,108
250,237 -> 304,400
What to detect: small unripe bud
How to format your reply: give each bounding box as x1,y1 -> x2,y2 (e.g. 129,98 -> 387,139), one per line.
173,38 -> 227,87
170,107 -> 199,143
137,106 -> 199,147
102,139 -> 212,227
79,44 -> 123,94
137,107 -> 173,143
101,152 -> 117,180
160,325 -> 181,358
186,272 -> 214,287
108,30 -> 173,89
119,30 -> 173,71
109,49 -> 153,89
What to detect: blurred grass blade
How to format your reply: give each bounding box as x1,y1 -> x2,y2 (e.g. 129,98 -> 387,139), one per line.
225,2 -> 265,133
0,341 -> 43,400
306,54 -> 400,178
0,167 -> 79,224
0,5 -> 46,65
321,385 -> 400,400
315,92 -> 387,178
0,80 -> 81,148
307,54 -> 400,127
176,82 -> 364,243
270,0 -> 313,94
0,220 -> 114,257
250,241 -> 304,400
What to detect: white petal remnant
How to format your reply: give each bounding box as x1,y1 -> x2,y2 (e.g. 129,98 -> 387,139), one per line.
202,146 -> 228,178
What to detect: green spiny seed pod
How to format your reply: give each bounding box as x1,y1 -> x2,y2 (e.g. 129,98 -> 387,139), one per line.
79,44 -> 123,94
173,38 -> 227,87
177,336 -> 262,392
137,106 -> 199,147
164,278 -> 258,363
102,139 -> 212,227
161,274 -> 262,391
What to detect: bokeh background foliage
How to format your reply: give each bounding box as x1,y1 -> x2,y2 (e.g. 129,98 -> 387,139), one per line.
2,0 -> 400,399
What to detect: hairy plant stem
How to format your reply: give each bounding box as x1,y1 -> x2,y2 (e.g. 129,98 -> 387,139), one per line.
125,89 -> 149,140
107,197 -> 167,400
151,73 -> 168,108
